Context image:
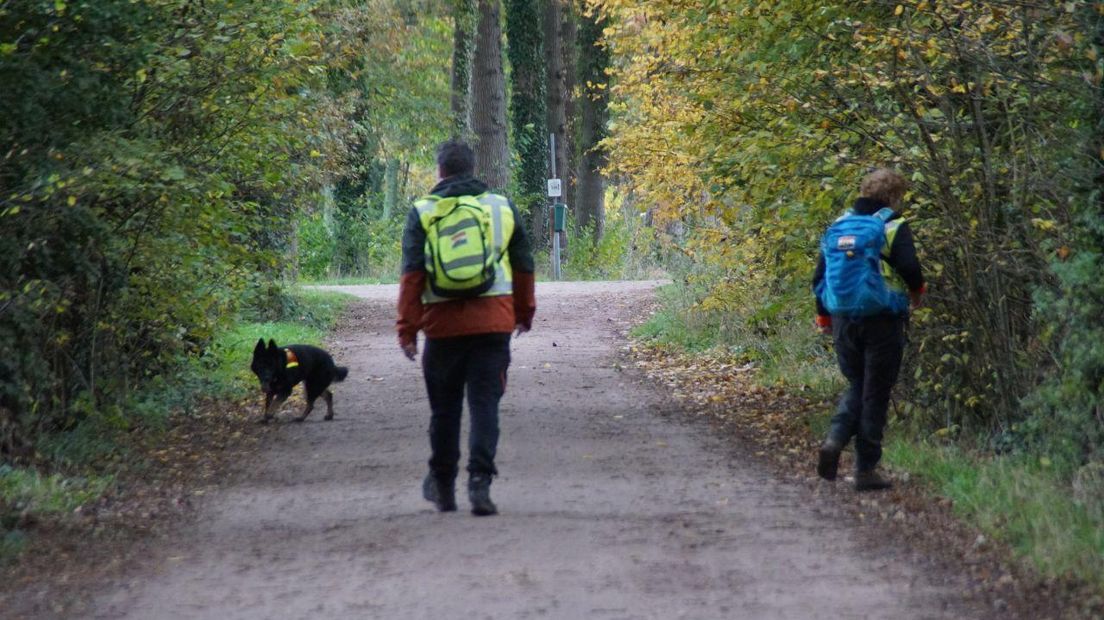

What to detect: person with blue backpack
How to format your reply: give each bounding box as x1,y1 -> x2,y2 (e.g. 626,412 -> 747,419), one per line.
812,168 -> 926,491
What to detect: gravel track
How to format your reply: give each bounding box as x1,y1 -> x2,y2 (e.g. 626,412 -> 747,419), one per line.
85,281 -> 977,619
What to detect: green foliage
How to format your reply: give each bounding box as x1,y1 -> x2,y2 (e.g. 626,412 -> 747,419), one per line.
559,191 -> 665,280
601,2 -> 1104,584
0,0 -> 435,461
0,465 -> 112,519
0,285 -> 349,558
0,0 -> 341,458
632,266 -> 839,395
298,208 -> 405,282
35,287 -> 350,469
1025,226 -> 1104,470
886,440 -> 1104,585
297,213 -> 337,281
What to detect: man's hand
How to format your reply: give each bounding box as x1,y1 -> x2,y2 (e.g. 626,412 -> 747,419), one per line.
401,341 -> 417,361
815,315 -> 832,336
514,323 -> 530,337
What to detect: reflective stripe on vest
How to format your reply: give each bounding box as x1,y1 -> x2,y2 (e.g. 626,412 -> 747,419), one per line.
415,192 -> 514,304
881,219 -> 906,293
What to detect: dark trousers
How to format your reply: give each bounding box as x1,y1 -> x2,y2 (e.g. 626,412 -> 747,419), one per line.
422,333 -> 511,481
829,316 -> 906,472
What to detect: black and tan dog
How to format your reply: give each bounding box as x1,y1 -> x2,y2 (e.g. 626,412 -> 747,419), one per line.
250,338 -> 348,423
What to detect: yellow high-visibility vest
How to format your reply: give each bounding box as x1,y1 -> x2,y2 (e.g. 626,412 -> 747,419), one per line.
415,192 -> 515,304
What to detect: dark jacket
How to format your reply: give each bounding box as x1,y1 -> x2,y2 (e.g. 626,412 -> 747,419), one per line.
812,197 -> 925,319
397,175 -> 536,346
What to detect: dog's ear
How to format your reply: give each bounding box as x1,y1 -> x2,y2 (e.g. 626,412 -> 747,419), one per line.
267,339 -> 278,352
254,338 -> 266,356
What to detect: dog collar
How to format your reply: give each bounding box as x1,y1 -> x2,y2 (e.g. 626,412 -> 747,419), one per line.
284,349 -> 299,369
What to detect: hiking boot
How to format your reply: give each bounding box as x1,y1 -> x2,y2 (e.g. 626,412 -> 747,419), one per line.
817,439 -> 843,481
422,473 -> 457,512
854,469 -> 892,492
468,474 -> 497,517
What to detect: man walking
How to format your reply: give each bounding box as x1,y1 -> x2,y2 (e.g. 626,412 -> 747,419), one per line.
813,168 -> 925,491
397,140 -> 536,516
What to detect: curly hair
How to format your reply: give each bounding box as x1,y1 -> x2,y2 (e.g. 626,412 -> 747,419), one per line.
859,168 -> 908,206
436,139 -> 475,178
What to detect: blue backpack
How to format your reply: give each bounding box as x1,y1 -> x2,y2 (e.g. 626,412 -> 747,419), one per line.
815,208 -> 908,317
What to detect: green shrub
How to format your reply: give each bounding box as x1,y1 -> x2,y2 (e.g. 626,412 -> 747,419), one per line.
561,195 -> 665,281
0,0 -> 342,461
886,441 -> 1104,585
298,208 -> 404,282
297,213 -> 337,281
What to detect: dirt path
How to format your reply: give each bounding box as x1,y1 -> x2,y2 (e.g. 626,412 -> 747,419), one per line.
85,281 -> 980,619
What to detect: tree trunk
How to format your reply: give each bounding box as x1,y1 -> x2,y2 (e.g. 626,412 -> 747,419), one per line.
542,0 -> 568,249
560,0 -> 578,209
575,8 -> 608,237
450,0 -> 476,139
382,158 -> 400,220
506,0 -> 548,249
471,0 -> 510,191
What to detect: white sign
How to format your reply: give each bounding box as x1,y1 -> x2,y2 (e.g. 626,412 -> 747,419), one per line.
547,178 -> 562,198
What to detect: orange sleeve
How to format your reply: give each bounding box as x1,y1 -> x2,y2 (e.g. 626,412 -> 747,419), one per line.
397,271 -> 425,347
513,271 -> 536,330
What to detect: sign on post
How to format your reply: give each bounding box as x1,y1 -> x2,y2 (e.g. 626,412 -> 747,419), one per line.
547,178 -> 562,198
553,202 -> 567,232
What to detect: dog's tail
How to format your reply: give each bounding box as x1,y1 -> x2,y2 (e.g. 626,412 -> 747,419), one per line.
333,366 -> 349,382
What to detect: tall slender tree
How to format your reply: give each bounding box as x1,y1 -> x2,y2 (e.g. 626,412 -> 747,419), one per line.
449,0 -> 477,138
544,0 -> 569,222
471,0 -> 510,190
560,0 -> 578,209
575,7 -> 608,236
506,0 -> 549,245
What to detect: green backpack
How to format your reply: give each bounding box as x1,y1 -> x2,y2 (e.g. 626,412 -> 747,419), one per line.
423,195 -> 500,298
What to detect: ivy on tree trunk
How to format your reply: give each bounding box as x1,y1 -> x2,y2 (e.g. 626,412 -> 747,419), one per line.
575,8 -> 609,238
506,0 -> 548,248
450,0 -> 476,139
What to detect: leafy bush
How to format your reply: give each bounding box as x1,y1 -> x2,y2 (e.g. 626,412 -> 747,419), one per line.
297,213 -> 337,281
297,198 -> 406,282
0,1 -> 396,461
560,192 -> 666,281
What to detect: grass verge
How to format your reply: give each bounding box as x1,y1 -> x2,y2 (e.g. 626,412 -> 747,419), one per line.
203,288 -> 353,398
632,283 -> 840,397
885,440 -> 1104,587
1,287 -> 354,562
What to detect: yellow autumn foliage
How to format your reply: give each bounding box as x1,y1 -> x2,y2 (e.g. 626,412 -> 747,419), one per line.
590,0 -> 1096,431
